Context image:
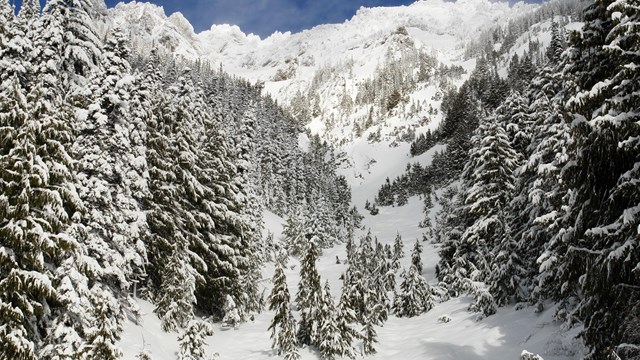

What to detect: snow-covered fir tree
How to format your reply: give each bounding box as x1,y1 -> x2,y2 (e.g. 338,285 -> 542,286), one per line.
223,295 -> 241,329
268,262 -> 299,360
177,320 -> 215,360
0,4 -> 86,357
393,265 -> 434,317
410,238 -> 423,274
317,281 -> 341,360
295,237 -> 322,346
336,284 -> 359,359
72,24 -> 146,305
283,203 -> 308,256
391,232 -> 404,270
83,286 -> 125,360
154,243 -> 197,332
361,296 -> 379,356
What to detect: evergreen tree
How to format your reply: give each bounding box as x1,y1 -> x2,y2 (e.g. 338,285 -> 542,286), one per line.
268,263 -> 299,360
136,349 -> 153,360
468,282 -> 497,319
340,267 -> 365,329
43,0 -> 101,88
458,118 -> 519,282
556,0 -> 640,354
0,18 -> 83,358
393,265 -> 434,317
336,285 -> 358,359
143,65 -> 185,292
67,27 -> 149,351
40,258 -> 92,359
488,223 -> 525,306
391,231 -> 404,270
345,236 -> 355,264
72,25 -> 146,299
497,91 -> 531,154
317,281 -> 341,360
231,105 -> 265,317
154,243 -> 197,332
83,286 -> 125,360
361,296 -> 379,356
189,71 -> 256,318
295,237 -> 322,346
223,294 -> 241,329
516,63 -> 569,305
545,19 -> 565,65
177,320 -> 215,360
419,191 -> 434,230
583,0 -> 640,354
411,238 -> 423,274
283,204 -> 307,256
0,0 -> 32,86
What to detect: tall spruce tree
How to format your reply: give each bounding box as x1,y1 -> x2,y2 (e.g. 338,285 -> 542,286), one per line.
391,232 -> 404,270
393,265 -> 434,317
317,281 -> 341,360
268,262 -> 299,359
459,118 -> 519,283
154,243 -> 197,332
176,320 -> 215,360
83,286 -> 125,360
557,0 -> 640,355
336,282 -> 358,359
295,237 -> 322,346
72,25 -> 146,298
411,238 -> 423,274
0,8 -> 85,354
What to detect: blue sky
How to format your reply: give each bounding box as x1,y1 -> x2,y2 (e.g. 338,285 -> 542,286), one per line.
17,0 -> 538,38
18,0 -> 413,38
103,0 -> 415,38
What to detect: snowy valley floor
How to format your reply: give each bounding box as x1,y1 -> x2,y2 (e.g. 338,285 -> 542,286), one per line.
120,143 -> 585,360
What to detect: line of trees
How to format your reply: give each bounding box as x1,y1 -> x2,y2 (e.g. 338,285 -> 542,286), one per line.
0,0 -> 352,358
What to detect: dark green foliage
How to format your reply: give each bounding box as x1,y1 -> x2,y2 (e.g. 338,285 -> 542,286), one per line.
176,320 -> 214,360
0,4 -> 85,357
432,0 -> 640,355
409,129 -> 438,157
154,243 -> 196,332
545,20 -> 565,64
268,263 -> 299,359
295,238 -> 322,346
393,265 -> 435,317
411,238 -> 423,274
84,287 -> 125,360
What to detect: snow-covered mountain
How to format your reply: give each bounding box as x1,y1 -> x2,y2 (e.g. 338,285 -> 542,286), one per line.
105,0 -> 591,190
5,0 -> 635,358
104,0 -> 544,188
107,0 -> 536,118
109,0 -> 536,70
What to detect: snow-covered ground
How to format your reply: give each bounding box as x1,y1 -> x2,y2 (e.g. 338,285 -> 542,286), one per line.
113,1 -> 590,357
120,139 -> 584,360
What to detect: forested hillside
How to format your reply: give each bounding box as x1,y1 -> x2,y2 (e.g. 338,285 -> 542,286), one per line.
371,1 -> 639,358
0,0 -> 638,359
0,1 -> 353,358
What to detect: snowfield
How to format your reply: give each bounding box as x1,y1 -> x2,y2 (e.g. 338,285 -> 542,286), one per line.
120,138 -> 586,360
111,0 -> 591,358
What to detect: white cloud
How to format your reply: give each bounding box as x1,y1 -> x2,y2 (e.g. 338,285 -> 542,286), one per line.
188,0 -> 360,37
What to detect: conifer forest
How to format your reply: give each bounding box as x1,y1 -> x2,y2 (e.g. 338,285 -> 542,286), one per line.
0,0 -> 638,359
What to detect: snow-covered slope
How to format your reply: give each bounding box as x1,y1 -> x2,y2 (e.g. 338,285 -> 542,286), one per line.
108,0 -> 534,109
106,2 -> 594,358
110,0 -> 535,69
121,152 -> 586,360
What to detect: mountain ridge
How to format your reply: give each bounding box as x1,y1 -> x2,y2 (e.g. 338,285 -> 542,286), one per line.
106,0 -> 538,70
